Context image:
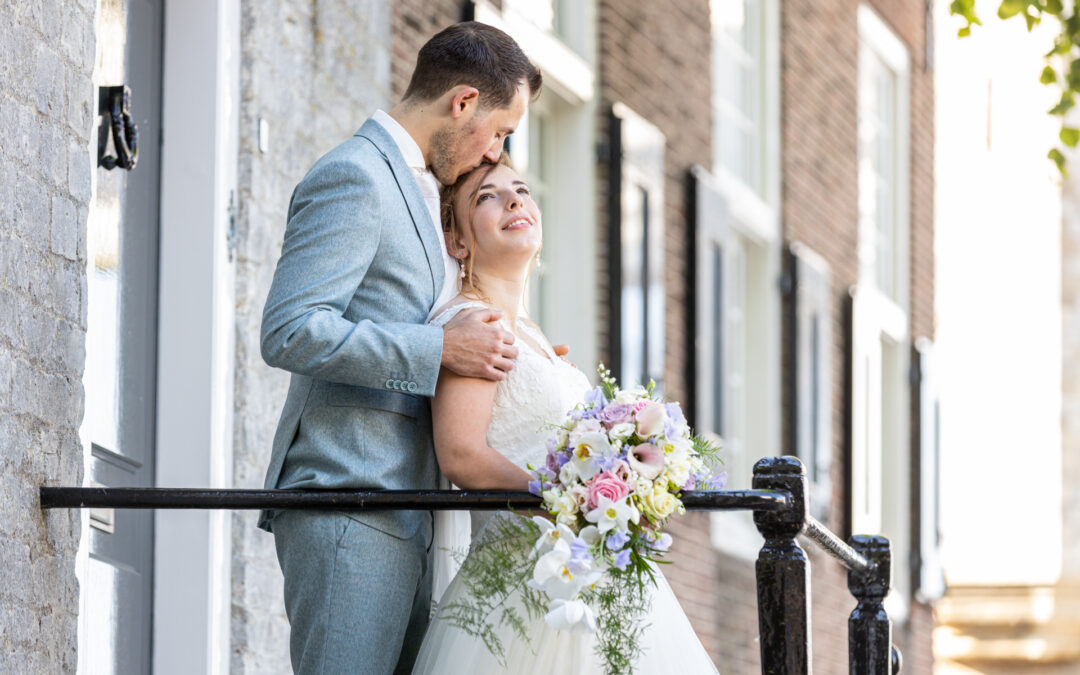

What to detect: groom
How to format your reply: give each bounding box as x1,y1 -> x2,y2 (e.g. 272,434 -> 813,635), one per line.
258,22 -> 542,675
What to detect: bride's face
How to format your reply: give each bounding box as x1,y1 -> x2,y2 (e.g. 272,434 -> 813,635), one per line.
451,163 -> 543,274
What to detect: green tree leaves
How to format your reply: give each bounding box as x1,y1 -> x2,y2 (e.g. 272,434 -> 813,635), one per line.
953,1 -> 1076,173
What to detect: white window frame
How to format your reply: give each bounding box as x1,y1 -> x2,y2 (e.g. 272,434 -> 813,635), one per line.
710,0 -> 781,208
853,4 -> 913,622
790,242 -> 834,522
474,0 -> 599,371
698,0 -> 781,561
613,103 -> 666,390
857,4 -> 911,309
914,337 -> 945,603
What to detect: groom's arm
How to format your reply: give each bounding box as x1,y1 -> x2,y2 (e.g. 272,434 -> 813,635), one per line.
260,158 -> 446,395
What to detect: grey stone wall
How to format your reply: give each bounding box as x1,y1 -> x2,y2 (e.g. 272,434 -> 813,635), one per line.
230,1 -> 391,671
0,0 -> 94,672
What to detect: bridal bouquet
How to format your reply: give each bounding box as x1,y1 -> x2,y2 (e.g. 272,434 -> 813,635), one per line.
439,366 -> 725,675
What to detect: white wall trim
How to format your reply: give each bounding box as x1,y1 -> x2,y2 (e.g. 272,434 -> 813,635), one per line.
154,0 -> 239,672
474,0 -> 595,104
858,5 -> 911,76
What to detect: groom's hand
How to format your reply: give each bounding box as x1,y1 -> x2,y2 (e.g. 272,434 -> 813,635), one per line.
441,308 -> 518,381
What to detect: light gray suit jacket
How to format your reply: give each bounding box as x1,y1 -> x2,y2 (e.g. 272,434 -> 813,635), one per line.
259,118 -> 445,541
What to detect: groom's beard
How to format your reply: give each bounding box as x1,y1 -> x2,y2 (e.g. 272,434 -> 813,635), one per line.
429,120 -> 476,186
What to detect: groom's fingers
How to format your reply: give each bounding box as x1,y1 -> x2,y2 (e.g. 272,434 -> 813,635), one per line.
441,307 -> 518,381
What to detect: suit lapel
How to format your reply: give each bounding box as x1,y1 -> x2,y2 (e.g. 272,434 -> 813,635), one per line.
356,119 -> 442,302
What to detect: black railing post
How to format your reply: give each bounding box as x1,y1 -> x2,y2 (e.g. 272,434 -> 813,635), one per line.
752,456 -> 811,675
847,534 -> 898,674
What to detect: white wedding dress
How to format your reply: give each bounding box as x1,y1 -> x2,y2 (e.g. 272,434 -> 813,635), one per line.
411,301 -> 720,674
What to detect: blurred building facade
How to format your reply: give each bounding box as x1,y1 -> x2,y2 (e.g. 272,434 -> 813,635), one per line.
0,0 -> 940,672
932,1 -> 1080,673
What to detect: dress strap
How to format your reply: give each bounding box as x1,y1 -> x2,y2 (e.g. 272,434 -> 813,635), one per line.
427,300 -> 491,327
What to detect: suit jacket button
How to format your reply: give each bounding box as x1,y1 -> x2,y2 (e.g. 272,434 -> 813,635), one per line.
407,382 -> 417,392
385,379 -> 394,389
393,380 -> 403,390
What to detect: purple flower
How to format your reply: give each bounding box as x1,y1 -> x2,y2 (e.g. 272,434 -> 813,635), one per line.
613,548 -> 632,571
708,471 -> 728,490
568,538 -> 594,574
584,386 -> 607,409
528,480 -> 542,496
664,403 -> 686,427
599,403 -> 635,427
605,530 -> 630,551
650,533 -> 673,552
593,453 -> 618,473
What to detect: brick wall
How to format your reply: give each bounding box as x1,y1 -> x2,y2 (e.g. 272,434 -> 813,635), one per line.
0,0 -> 93,671
385,2 -> 936,673
391,1 -> 472,102
596,0 -> 737,667
782,1 -> 935,673
230,1 -> 392,672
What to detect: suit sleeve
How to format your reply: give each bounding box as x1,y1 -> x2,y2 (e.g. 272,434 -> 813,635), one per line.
260,158 -> 444,396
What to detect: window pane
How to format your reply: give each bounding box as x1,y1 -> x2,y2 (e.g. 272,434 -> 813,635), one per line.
712,0 -> 764,194
858,48 -> 900,299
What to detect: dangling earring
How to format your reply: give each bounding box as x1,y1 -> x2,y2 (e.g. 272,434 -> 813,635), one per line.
458,261 -> 466,281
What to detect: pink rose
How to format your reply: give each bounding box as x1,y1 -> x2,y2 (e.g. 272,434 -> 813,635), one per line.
586,471 -> 631,512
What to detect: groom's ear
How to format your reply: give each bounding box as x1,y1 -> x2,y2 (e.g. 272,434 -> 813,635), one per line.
448,86 -> 481,120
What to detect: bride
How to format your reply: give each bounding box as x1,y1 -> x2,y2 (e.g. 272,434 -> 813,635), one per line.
410,154 -> 719,674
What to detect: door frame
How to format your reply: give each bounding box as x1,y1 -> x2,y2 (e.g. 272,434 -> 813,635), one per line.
153,0 -> 239,672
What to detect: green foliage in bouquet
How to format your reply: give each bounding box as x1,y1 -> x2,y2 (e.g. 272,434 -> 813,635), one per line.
436,515 -> 548,666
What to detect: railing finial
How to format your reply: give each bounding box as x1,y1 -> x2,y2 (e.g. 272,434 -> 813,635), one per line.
847,535 -> 898,674
752,456 -> 811,674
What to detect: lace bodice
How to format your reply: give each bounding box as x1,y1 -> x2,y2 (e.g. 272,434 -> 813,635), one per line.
428,301 -> 592,534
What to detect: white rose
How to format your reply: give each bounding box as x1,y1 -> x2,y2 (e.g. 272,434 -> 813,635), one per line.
632,476 -> 654,496
664,461 -> 691,488
609,422 -> 636,441
559,461 -> 579,485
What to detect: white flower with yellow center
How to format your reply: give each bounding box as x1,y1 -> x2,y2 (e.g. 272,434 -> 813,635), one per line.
529,539 -> 585,600
584,495 -> 639,535
532,517 -> 577,556
570,431 -> 611,482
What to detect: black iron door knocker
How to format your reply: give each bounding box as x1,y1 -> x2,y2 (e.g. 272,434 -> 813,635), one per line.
98,85 -> 139,171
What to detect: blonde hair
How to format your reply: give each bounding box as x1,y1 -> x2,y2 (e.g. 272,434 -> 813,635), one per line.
440,152 -> 540,303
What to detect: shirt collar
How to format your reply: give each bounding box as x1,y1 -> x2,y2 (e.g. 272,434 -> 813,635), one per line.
372,109 -> 427,173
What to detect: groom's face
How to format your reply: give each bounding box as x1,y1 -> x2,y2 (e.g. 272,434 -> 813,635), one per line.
430,82 -> 530,185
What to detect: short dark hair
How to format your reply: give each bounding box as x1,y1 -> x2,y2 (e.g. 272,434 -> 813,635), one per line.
403,22 -> 542,110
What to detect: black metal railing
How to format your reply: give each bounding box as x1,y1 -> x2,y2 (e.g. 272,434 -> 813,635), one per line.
40,455 -> 900,674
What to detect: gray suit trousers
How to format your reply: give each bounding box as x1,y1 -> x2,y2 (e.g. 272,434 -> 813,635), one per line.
273,510 -> 433,675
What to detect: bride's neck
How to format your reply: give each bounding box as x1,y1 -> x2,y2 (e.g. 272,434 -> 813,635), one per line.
469,268 -> 526,323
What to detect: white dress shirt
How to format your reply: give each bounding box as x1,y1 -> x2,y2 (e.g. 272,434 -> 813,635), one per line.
372,110 -> 460,320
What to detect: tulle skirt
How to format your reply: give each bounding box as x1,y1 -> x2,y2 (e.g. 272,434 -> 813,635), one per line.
411,551 -> 720,674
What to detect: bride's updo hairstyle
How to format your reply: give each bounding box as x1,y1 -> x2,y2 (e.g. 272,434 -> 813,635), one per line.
440,152 -> 539,302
